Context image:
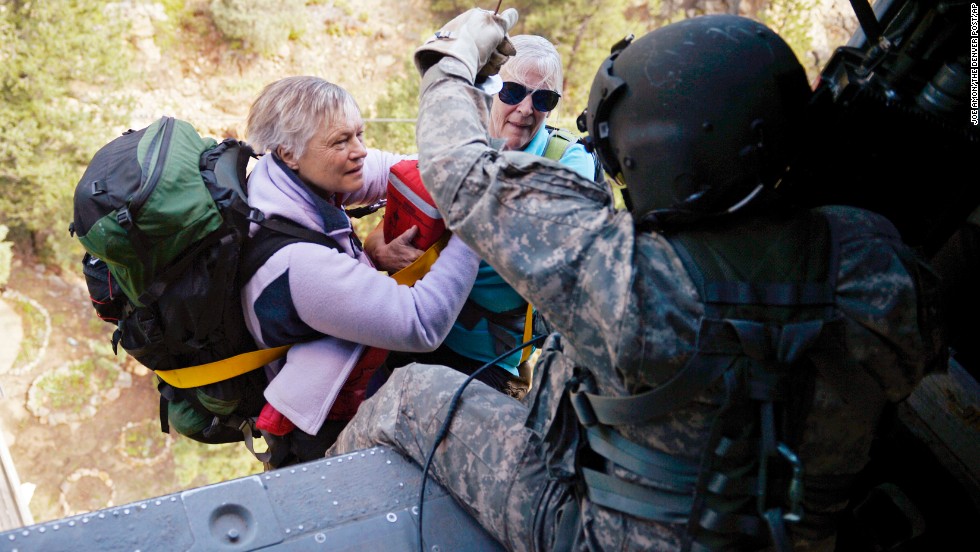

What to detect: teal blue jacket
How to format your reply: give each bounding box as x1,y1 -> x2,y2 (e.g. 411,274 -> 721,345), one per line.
441,124 -> 596,375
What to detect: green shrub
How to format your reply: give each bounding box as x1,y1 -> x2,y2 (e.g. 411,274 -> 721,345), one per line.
119,419 -> 170,462
760,0 -> 816,77
0,0 -> 133,268
36,364 -> 92,411
209,0 -> 308,57
172,437 -> 260,487
364,59 -> 419,155
122,422 -> 166,458
10,293 -> 49,372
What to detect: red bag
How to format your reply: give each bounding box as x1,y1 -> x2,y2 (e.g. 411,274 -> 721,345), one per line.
383,160 -> 447,250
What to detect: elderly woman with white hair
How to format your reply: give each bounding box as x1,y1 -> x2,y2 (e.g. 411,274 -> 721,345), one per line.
240,76 -> 479,466
374,35 -> 598,400
489,34 -> 593,169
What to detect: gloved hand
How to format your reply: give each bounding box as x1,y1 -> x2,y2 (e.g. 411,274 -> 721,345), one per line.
256,402 -> 296,436
414,7 -> 519,82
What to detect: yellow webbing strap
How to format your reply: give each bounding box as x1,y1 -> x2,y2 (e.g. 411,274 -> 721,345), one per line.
391,232 -> 451,286
519,302 -> 535,363
158,233 -> 451,390
155,344 -> 293,389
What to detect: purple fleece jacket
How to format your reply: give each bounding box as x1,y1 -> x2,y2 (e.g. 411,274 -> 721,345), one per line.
241,149 -> 479,434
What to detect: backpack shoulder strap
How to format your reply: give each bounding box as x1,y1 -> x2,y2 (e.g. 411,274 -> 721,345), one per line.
544,125 -> 603,182
239,211 -> 343,283
519,302 -> 535,364
156,212 -> 344,390
543,126 -> 579,163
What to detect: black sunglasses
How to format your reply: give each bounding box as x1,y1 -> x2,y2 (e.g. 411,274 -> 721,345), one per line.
498,81 -> 561,112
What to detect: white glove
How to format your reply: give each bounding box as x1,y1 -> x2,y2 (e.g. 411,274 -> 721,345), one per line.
414,7 -> 519,82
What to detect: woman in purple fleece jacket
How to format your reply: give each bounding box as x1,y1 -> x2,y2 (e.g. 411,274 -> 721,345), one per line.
241,76 -> 479,466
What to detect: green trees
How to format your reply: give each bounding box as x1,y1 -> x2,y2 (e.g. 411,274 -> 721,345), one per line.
0,0 -> 132,266
209,0 -> 309,57
511,0 -> 635,128
0,0 -> 849,270
425,0 -> 635,127
423,1 -> 836,126
364,60 -> 420,155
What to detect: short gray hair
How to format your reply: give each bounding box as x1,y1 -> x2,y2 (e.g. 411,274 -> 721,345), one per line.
246,76 -> 361,157
502,35 -> 563,97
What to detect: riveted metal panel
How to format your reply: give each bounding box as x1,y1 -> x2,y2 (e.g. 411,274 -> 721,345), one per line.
0,447 -> 504,551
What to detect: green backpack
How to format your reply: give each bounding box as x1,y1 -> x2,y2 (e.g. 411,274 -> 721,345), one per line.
74,117 -> 222,305
543,125 -> 604,182
71,116 -> 341,462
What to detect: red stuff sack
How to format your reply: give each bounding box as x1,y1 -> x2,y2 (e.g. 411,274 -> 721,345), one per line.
383,160 -> 446,250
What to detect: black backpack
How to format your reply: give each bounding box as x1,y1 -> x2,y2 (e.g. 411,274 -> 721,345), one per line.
72,117 -> 344,461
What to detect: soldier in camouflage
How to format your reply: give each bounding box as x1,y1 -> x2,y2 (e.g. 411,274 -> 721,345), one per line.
328,9 -> 944,552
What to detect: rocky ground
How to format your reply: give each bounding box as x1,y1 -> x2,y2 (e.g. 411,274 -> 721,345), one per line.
0,254 -> 263,524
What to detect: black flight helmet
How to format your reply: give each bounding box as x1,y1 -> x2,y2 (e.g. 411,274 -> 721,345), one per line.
578,15 -> 811,227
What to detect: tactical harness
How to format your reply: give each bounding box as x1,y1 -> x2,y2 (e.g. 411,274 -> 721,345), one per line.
562,210 -> 866,551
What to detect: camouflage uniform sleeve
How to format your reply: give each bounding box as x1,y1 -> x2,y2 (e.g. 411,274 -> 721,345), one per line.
823,206 -> 945,400
416,57 -> 636,368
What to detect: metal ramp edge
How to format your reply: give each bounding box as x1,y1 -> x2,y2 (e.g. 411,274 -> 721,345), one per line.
0,446 -> 504,552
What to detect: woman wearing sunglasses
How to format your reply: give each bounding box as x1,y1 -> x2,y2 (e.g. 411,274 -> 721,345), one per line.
375,35 -> 599,401
490,35 -> 595,178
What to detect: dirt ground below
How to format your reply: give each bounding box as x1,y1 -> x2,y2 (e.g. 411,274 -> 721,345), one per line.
1,253 -> 260,525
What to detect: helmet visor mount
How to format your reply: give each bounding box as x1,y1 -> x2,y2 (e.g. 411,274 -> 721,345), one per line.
581,55 -> 628,187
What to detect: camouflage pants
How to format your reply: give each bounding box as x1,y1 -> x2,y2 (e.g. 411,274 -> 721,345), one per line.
327,363 -> 698,552
326,363 -> 567,551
